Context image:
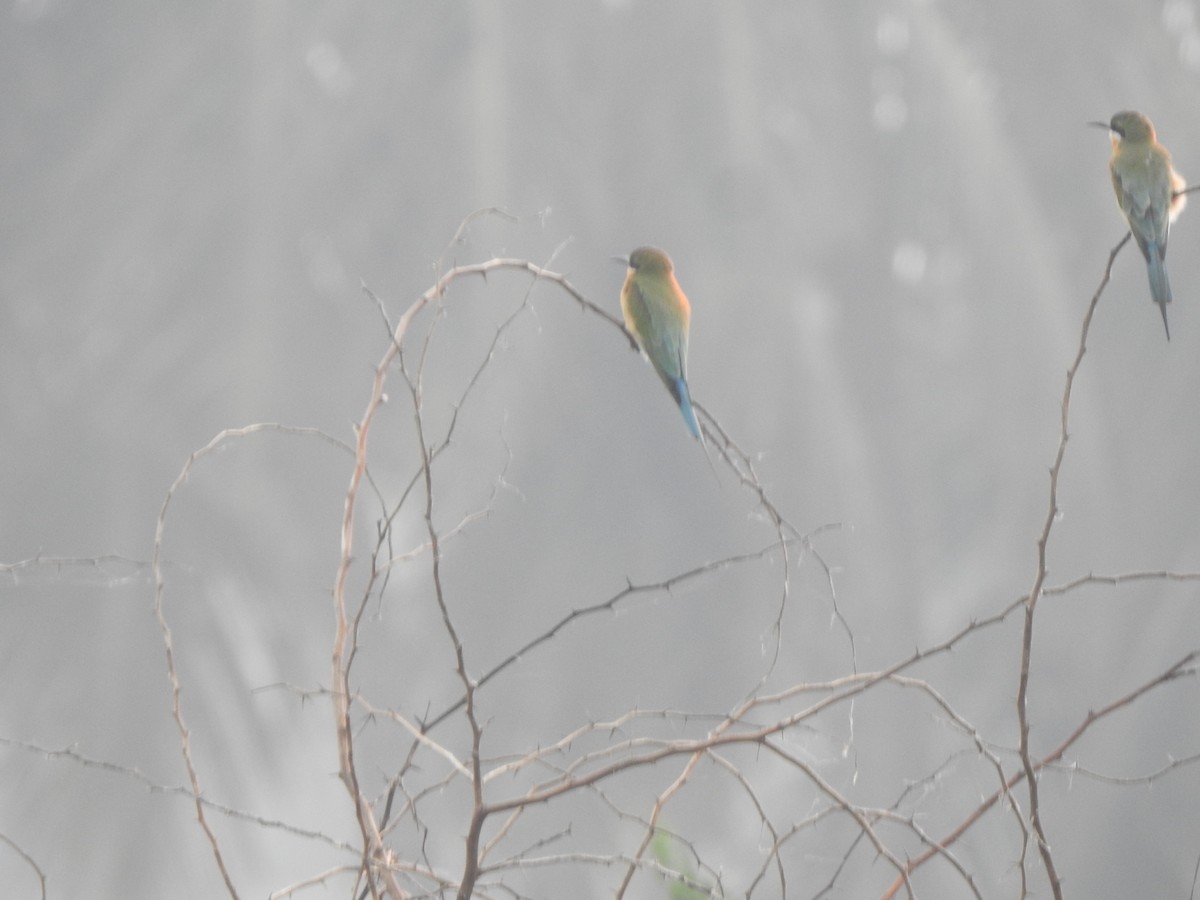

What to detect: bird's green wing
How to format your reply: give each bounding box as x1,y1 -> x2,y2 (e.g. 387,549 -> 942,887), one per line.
626,277 -> 688,388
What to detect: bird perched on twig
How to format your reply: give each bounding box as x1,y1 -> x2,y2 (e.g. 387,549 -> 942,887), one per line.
1092,110 -> 1187,339
616,246 -> 702,438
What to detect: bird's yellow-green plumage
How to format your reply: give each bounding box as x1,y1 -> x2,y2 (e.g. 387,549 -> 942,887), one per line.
1097,110 -> 1187,340
619,246 -> 700,438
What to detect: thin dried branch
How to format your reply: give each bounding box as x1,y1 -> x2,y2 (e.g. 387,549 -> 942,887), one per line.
1044,750 -> 1200,785
268,865 -> 361,899
880,651 -> 1196,898
0,832 -> 46,900
154,423 -> 348,898
421,538 -> 796,733
1014,233 -> 1129,900
707,751 -> 785,895
1044,569 -> 1200,596
0,553 -> 151,584
343,235 -> 584,897
613,743 -> 709,897
475,615 -> 1015,818
0,736 -> 355,851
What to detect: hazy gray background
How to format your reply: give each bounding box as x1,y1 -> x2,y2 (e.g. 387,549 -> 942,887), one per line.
4,1 -> 1200,897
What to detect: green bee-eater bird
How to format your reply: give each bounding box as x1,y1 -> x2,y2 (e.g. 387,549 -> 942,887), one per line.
1092,110 -> 1187,339
617,246 -> 701,438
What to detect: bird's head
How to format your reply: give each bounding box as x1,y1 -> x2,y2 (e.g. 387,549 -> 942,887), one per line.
626,246 -> 674,276
1091,110 -> 1156,144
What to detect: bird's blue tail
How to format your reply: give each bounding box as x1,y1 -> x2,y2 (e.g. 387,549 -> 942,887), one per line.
1147,246 -> 1172,340
675,378 -> 701,439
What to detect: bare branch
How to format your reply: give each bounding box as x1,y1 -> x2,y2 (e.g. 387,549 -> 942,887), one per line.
1014,232 -> 1129,899
0,832 -> 46,900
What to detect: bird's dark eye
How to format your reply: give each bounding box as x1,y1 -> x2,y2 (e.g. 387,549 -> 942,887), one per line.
1110,122 -> 1124,137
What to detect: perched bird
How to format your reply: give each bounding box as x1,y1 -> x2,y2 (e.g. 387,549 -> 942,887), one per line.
1092,110 -> 1187,339
617,246 -> 701,438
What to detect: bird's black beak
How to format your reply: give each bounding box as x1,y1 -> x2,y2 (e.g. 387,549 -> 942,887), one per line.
611,254 -> 630,267
1088,120 -> 1112,131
